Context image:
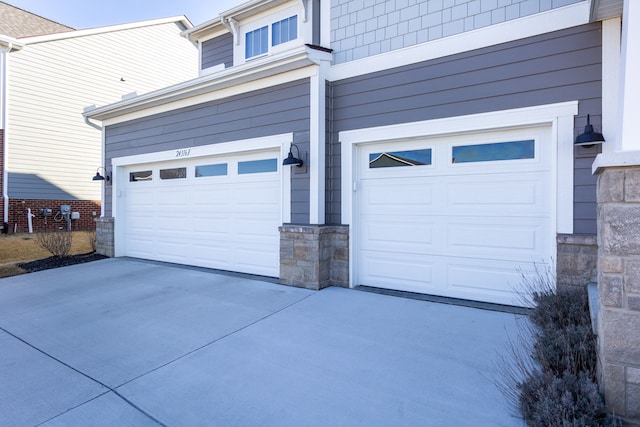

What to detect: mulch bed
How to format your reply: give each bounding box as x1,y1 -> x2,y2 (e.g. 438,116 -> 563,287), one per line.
18,253 -> 108,273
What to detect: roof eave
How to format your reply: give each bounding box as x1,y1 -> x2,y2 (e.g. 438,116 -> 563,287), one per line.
85,45 -> 332,122
184,0 -> 292,41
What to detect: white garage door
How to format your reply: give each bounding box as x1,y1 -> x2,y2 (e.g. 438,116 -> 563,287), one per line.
121,150 -> 281,277
357,127 -> 554,306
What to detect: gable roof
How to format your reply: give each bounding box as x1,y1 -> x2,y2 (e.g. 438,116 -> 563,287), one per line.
0,1 -> 73,38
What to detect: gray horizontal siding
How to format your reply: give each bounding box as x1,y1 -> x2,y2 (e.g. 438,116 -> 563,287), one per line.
328,23 -> 602,234
201,33 -> 233,70
105,79 -> 311,222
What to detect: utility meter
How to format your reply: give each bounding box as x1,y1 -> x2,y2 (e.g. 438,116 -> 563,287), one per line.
60,205 -> 71,215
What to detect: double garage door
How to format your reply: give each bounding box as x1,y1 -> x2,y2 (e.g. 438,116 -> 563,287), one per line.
121,150 -> 281,277
356,127 -> 554,306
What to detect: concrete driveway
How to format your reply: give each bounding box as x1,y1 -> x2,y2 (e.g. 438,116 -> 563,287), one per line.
0,258 -> 526,426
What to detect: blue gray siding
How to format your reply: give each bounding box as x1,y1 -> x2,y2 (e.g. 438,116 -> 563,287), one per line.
330,0 -> 584,64
201,33 -> 233,70
328,22 -> 602,234
104,79 -> 311,222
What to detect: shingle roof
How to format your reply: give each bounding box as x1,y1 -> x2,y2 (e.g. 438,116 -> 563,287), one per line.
0,1 -> 73,38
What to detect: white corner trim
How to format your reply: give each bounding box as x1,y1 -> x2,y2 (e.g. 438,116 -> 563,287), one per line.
340,101 -> 579,235
329,1 -> 590,82
593,151 -> 640,174
601,17 -> 622,155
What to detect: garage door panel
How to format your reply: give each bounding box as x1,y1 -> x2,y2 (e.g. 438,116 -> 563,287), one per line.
360,252 -> 437,289
360,218 -> 434,253
361,183 -> 434,217
447,178 -> 545,210
447,221 -> 545,254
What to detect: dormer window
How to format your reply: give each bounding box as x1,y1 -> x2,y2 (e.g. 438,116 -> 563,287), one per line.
272,16 -> 297,46
244,15 -> 299,60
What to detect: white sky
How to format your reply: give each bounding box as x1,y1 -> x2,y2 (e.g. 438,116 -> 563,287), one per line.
6,0 -> 246,29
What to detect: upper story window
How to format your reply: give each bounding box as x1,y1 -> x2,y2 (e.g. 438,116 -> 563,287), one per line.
245,26 -> 268,59
272,16 -> 297,46
244,15 -> 298,60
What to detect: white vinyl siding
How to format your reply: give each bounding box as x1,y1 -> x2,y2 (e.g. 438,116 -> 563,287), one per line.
6,22 -> 197,200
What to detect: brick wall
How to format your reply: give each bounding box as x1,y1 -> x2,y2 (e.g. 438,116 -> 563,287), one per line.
0,129 -> 4,232
7,199 -> 101,233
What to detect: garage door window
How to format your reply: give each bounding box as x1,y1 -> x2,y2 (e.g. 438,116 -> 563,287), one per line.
130,170 -> 152,182
195,163 -> 228,177
452,140 -> 535,164
369,149 -> 432,169
160,167 -> 187,180
238,158 -> 278,174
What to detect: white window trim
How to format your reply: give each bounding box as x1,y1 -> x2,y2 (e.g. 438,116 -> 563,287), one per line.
111,133 -> 293,257
340,101 -> 578,230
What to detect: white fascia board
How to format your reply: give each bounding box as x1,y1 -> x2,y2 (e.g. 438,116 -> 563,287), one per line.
329,1 -> 590,82
19,16 -> 192,45
87,45 -> 331,124
185,0 -> 292,40
340,101 -> 578,234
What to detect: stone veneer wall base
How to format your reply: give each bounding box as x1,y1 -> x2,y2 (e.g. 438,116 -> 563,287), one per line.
596,166 -> 640,422
279,224 -> 349,290
95,217 -> 114,257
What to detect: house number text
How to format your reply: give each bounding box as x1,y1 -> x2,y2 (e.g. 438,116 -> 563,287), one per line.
176,148 -> 191,158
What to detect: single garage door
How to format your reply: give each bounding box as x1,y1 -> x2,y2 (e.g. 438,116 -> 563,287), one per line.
121,150 -> 281,277
356,126 -> 553,306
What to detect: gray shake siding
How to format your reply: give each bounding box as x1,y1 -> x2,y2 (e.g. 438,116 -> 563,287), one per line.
327,22 -> 602,234
201,33 -> 234,70
104,79 -> 311,223
330,0 -> 583,64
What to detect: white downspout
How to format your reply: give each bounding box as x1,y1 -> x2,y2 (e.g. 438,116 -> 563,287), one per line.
1,44 -> 11,226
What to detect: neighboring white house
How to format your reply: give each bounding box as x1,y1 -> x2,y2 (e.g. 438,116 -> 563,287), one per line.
0,2 -> 198,232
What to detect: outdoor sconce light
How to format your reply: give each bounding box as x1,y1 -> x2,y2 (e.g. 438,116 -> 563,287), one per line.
282,143 -> 304,167
92,167 -> 110,182
575,114 -> 605,147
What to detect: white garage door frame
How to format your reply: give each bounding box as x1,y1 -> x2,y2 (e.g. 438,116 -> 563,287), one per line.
340,101 -> 579,297
110,133 -> 294,259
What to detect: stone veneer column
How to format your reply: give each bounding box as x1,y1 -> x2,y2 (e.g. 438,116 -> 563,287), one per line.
279,224 -> 348,290
596,166 -> 640,420
95,217 -> 114,257
556,234 -> 598,288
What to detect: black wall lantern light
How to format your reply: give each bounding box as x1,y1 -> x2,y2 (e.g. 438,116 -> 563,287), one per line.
575,114 -> 605,147
282,143 -> 304,167
92,167 -> 110,182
